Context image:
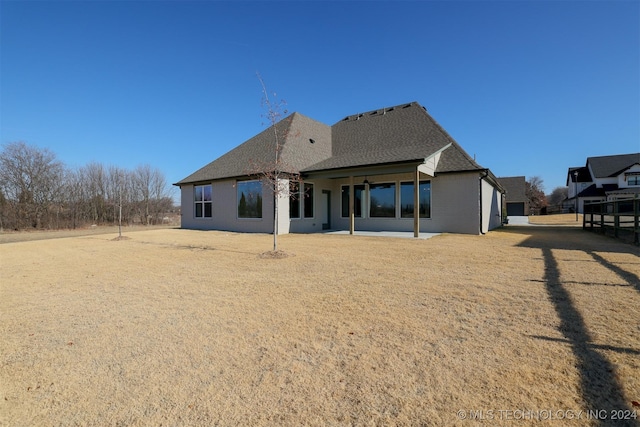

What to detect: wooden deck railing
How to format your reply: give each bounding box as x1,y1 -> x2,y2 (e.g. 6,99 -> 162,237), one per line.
583,198 -> 640,245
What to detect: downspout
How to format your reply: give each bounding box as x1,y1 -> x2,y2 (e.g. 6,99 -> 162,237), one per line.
479,170 -> 489,235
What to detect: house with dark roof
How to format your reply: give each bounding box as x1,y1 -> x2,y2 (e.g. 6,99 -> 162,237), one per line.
175,102 -> 505,236
497,176 -> 529,216
566,153 -> 640,213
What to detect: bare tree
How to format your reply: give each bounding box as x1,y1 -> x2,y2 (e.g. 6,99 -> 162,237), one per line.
526,176 -> 547,215
547,186 -> 568,207
133,164 -> 152,225
0,141 -> 65,229
84,162 -> 108,224
248,73 -> 301,253
106,166 -> 128,236
64,167 -> 88,229
0,188 -> 7,231
132,164 -> 170,225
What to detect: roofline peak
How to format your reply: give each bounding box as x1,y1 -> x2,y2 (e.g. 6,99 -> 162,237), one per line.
340,101 -> 425,122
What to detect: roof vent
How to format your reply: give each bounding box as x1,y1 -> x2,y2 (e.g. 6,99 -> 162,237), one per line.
403,103 -> 412,109
309,138 -> 315,144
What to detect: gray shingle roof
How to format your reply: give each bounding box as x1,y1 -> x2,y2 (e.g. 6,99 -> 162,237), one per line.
566,166 -> 591,185
587,153 -> 640,178
176,102 -> 486,185
175,112 -> 331,185
497,176 -> 527,202
302,102 -> 483,173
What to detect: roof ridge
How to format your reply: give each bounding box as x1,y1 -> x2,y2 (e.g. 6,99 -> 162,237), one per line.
338,101 -> 421,123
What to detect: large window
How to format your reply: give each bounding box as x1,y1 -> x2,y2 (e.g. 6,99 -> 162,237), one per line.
400,181 -> 431,218
341,185 -> 365,217
194,184 -> 212,218
289,182 -> 314,219
237,180 -> 262,218
369,183 -> 396,218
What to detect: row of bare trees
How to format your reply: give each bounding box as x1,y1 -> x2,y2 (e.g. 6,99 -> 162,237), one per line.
0,141 -> 175,231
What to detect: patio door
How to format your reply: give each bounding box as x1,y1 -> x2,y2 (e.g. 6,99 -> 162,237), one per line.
321,190 -> 331,230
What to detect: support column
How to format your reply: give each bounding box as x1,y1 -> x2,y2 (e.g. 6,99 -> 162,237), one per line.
349,175 -> 355,235
414,168 -> 420,238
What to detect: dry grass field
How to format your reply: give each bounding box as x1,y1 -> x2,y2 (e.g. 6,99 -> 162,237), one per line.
528,213 -> 584,226
1,221 -> 639,426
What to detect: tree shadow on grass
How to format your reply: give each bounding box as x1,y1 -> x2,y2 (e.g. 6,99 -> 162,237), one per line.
503,226 -> 638,426
540,247 -> 633,425
501,226 -> 640,295
587,251 -> 640,294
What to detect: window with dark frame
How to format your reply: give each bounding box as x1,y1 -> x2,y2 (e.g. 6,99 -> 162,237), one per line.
303,183 -> 314,218
194,184 -> 212,218
237,180 -> 263,219
341,185 -> 365,217
400,181 -> 431,218
626,172 -> 640,186
369,182 -> 396,218
289,182 -> 300,219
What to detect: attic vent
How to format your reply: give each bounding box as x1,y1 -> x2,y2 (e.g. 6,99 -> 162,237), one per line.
402,103 -> 412,109
387,107 -> 394,112
370,111 -> 378,115
309,138 -> 315,144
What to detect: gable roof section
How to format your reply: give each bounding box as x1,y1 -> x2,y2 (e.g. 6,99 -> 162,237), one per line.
566,166 -> 591,185
176,112 -> 331,185
587,153 -> 640,178
302,102 -> 483,173
497,176 -> 527,202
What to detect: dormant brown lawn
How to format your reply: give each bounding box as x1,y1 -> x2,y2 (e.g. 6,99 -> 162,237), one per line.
1,219 -> 638,426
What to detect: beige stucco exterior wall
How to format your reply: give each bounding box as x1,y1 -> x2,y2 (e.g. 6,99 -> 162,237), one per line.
481,178 -> 503,233
429,172 -> 481,234
180,180 -> 275,233
179,171 -> 501,236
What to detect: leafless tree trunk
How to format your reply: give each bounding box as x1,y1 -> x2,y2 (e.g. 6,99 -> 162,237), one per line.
251,73 -> 301,253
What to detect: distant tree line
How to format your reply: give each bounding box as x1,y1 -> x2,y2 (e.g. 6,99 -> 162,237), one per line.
0,141 -> 175,231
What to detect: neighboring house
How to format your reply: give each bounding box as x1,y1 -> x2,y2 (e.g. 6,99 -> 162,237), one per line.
497,176 -> 529,216
565,153 -> 640,213
175,102 -> 505,236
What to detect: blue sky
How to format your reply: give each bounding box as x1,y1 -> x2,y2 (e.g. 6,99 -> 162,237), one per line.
2,1 -> 638,200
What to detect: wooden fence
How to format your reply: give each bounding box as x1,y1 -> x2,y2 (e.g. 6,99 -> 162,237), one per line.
583,198 -> 640,245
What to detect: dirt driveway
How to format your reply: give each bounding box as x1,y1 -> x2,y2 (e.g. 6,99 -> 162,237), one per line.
1,225 -> 638,426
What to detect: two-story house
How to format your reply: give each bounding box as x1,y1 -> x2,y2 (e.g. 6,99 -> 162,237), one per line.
566,153 -> 640,213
